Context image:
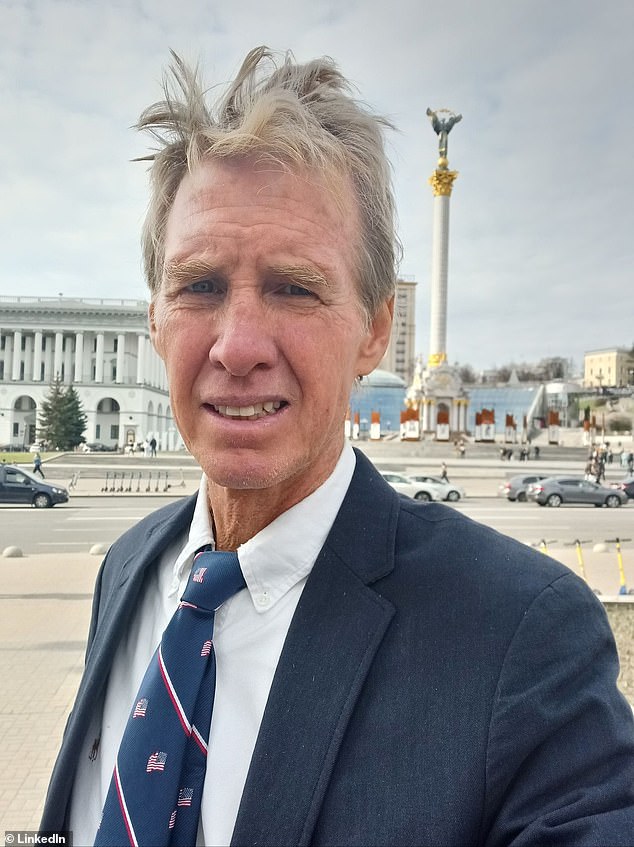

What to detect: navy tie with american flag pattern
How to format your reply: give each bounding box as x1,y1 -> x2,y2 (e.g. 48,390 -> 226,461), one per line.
94,549 -> 246,846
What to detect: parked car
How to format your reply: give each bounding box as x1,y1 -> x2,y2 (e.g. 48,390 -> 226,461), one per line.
610,478 -> 634,500
0,464 -> 69,508
527,476 -> 627,508
407,474 -> 465,502
498,473 -> 549,502
380,471 -> 440,502
82,442 -> 117,452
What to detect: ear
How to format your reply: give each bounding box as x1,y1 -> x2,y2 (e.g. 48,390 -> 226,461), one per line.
355,296 -> 394,377
148,301 -> 162,357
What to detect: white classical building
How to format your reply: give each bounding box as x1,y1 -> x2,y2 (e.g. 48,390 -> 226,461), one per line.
0,296 -> 181,451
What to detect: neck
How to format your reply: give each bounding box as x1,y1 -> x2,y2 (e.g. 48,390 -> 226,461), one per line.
207,469 -> 334,551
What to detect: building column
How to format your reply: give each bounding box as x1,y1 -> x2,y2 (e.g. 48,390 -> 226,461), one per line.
95,332 -> 105,383
2,333 -> 12,380
459,400 -> 467,432
74,332 -> 84,382
116,333 -> 125,384
136,334 -> 146,384
53,332 -> 64,380
24,335 -> 34,382
64,337 -> 73,383
43,335 -> 52,382
450,400 -> 458,433
11,331 -> 22,380
33,331 -> 43,381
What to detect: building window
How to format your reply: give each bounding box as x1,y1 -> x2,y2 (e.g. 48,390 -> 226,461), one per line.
110,424 -> 119,440
13,423 -> 19,438
95,424 -> 101,439
21,336 -> 27,351
20,362 -> 25,380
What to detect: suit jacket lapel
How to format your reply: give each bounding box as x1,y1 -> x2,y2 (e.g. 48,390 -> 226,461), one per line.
45,495 -> 198,827
232,451 -> 400,846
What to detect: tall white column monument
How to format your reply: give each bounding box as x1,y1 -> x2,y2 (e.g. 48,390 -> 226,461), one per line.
405,108 -> 468,440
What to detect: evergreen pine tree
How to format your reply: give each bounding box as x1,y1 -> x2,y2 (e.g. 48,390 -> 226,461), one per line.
38,378 -> 87,450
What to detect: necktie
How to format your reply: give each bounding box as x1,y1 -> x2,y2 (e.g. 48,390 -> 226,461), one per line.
95,549 -> 246,846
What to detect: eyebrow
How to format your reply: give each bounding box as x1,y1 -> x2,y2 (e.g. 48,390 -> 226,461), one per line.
269,264 -> 331,291
162,259 -> 220,287
162,260 -> 331,291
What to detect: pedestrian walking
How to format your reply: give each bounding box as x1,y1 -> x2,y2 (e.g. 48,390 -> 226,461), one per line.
440,462 -> 449,482
33,452 -> 45,478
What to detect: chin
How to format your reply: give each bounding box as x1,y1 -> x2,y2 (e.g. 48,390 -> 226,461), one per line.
201,451 -> 296,493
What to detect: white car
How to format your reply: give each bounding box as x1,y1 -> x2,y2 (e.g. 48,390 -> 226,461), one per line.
380,471 -> 440,502
407,474 -> 465,502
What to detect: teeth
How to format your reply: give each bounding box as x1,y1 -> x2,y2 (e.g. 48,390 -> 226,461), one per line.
213,401 -> 282,419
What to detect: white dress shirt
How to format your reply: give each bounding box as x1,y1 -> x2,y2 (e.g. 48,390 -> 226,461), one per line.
69,444 -> 355,846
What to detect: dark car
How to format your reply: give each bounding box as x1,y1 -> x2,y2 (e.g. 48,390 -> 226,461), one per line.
610,478 -> 634,500
527,476 -> 627,508
0,464 -> 69,508
498,473 -> 549,502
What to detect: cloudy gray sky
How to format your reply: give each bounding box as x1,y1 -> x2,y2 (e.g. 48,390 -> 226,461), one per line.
2,0 -> 632,375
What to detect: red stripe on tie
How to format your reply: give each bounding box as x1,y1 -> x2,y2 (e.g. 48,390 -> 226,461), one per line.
114,760 -> 139,846
158,645 -> 192,736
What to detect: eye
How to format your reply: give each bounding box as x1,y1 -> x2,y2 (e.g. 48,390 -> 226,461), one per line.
187,278 -> 225,295
280,283 -> 316,297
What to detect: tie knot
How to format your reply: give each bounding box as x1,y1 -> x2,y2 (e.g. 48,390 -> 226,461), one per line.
183,549 -> 246,611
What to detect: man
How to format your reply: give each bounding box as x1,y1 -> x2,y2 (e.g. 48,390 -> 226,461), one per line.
42,48 -> 633,845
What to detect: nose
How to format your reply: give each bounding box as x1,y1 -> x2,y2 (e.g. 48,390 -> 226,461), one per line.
209,291 -> 278,377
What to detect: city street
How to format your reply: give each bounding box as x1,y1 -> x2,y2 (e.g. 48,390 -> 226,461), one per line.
1,493 -> 632,560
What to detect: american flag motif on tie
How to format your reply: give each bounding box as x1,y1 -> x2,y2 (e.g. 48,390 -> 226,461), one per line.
178,787 -> 194,807
132,698 -> 148,718
95,549 -> 246,847
146,751 -> 167,772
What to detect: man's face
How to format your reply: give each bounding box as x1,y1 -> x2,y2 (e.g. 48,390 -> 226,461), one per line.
150,157 -> 392,502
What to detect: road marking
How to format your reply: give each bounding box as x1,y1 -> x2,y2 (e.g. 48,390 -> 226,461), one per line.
63,515 -> 151,521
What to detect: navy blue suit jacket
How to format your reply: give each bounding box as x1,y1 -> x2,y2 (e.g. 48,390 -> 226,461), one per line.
42,450 -> 634,844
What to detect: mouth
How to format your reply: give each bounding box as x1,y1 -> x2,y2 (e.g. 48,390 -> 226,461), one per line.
208,401 -> 288,421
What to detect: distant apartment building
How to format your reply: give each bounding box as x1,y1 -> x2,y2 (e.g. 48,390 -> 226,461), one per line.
584,347 -> 634,388
380,277 -> 417,384
0,296 -> 180,450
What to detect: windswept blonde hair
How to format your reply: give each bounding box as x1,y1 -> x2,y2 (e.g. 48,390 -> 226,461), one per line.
137,47 -> 400,318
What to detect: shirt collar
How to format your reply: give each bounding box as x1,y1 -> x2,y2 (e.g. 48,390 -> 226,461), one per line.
172,444 -> 356,611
